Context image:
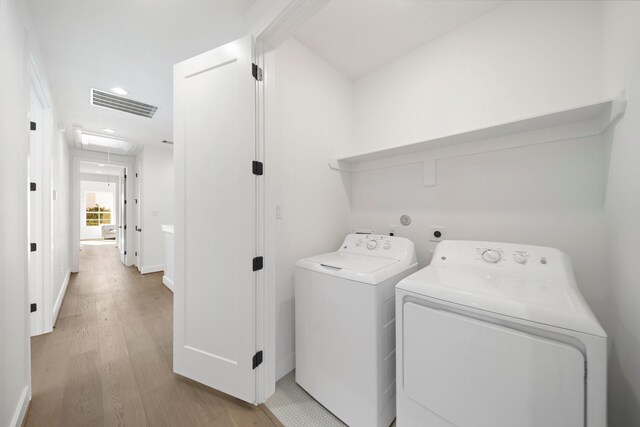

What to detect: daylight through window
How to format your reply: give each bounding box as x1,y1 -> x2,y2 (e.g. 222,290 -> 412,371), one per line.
85,191 -> 113,226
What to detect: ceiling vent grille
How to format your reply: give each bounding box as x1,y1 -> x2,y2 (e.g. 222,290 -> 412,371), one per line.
91,88 -> 158,118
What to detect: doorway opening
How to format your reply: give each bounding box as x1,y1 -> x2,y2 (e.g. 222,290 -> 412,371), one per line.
78,161 -> 124,263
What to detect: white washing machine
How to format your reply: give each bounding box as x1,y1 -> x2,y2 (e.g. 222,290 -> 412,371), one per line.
295,234 -> 418,427
396,240 -> 607,427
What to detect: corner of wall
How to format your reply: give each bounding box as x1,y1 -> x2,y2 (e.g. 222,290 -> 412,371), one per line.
10,385 -> 31,427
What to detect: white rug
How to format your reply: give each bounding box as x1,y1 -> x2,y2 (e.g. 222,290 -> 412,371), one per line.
265,371 -> 346,427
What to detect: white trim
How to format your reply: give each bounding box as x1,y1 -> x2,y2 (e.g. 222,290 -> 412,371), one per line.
141,264 -> 164,274
162,276 -> 174,292
71,150 -> 135,271
52,269 -> 71,326
10,385 -> 31,427
250,0 -> 329,49
251,0 -> 328,402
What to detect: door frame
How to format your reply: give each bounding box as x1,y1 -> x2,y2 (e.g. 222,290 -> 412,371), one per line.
28,57 -> 53,336
71,149 -> 135,271
134,157 -> 142,270
118,168 -> 128,264
251,0 -> 330,402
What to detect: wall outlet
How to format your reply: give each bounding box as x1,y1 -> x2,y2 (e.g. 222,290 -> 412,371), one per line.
429,226 -> 447,242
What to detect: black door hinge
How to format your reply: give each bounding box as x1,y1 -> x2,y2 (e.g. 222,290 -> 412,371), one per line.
135,199 -> 138,204
252,350 -> 263,369
124,200 -> 127,204
135,251 -> 138,257
136,173 -> 138,178
30,182 -> 36,191
252,161 -> 263,176
124,225 -> 127,230
252,63 -> 263,81
30,121 -> 36,131
136,226 -> 142,232
30,303 -> 37,313
124,251 -> 127,255
30,243 -> 37,252
252,256 -> 263,271
124,174 -> 127,179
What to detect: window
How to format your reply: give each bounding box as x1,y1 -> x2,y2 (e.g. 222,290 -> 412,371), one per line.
85,191 -> 113,226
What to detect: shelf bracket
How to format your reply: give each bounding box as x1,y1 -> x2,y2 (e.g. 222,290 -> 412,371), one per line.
423,159 -> 436,187
602,90 -> 627,132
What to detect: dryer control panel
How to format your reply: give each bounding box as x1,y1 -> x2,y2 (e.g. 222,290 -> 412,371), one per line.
340,234 -> 416,262
431,240 -> 573,282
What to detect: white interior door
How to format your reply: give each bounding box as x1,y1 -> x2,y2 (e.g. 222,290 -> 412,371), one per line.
174,35 -> 261,403
135,160 -> 141,269
28,84 -> 45,336
119,168 -> 127,264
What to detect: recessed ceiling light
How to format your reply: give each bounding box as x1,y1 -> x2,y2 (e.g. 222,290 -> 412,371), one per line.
111,87 -> 128,96
98,164 -> 105,167
101,128 -> 115,134
96,171 -> 103,174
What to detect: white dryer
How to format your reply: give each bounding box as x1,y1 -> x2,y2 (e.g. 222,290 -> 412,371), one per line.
295,234 -> 418,427
396,240 -> 606,427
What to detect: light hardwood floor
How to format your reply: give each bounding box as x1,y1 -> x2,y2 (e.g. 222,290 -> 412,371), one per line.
26,243 -> 280,427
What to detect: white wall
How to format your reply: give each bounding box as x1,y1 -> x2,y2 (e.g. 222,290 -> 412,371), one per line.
51,128 -> 71,324
79,179 -> 118,240
345,1 -> 640,425
270,38 -> 353,379
348,0 -> 609,311
136,145 -> 174,273
352,0 -> 603,153
601,2 -> 640,426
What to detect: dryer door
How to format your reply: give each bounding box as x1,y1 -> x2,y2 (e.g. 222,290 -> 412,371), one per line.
403,302 -> 584,427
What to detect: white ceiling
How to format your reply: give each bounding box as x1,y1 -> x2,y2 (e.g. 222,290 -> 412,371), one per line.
27,0 -> 505,152
294,0 -> 505,79
79,161 -> 124,177
27,0 -> 255,150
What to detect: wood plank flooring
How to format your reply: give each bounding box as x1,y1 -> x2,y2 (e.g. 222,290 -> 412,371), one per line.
26,243 -> 278,427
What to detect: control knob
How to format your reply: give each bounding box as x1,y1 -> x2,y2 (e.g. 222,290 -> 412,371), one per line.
366,240 -> 377,250
514,253 -> 527,264
482,249 -> 502,264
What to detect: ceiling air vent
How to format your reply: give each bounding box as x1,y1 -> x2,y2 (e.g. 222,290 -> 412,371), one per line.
162,140 -> 174,145
91,88 -> 158,118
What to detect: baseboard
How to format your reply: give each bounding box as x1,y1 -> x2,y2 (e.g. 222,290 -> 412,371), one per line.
10,385 -> 30,427
162,276 -> 174,292
141,264 -> 164,274
276,352 -> 295,381
52,269 -> 71,326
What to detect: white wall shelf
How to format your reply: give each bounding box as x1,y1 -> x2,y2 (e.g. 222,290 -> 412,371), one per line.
329,92 -> 627,186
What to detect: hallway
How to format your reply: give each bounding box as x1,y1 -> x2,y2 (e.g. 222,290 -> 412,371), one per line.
26,244 -> 279,426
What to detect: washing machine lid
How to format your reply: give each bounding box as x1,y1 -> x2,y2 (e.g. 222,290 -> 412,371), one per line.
296,252 -> 401,285
397,240 -> 606,337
